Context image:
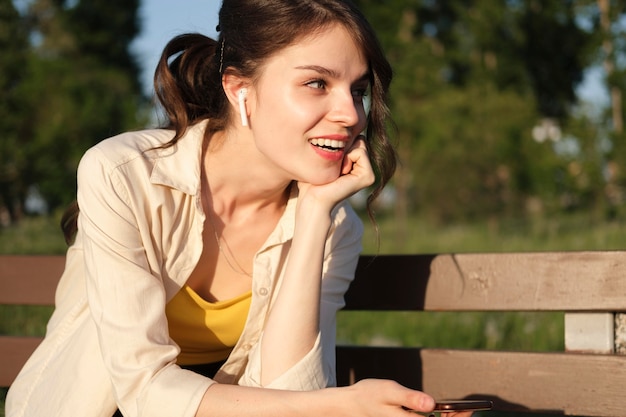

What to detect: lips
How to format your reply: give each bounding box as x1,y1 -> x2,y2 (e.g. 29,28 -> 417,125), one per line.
309,138 -> 347,152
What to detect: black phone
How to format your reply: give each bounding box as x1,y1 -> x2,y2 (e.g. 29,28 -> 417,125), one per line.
434,399 -> 493,412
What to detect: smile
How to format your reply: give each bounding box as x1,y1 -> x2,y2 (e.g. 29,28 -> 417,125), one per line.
309,138 -> 347,152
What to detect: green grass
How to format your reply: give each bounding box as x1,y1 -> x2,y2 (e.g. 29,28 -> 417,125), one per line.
0,214 -> 66,416
360,211 -> 626,254
0,213 -> 68,255
337,311 -> 564,351
2,212 -> 624,416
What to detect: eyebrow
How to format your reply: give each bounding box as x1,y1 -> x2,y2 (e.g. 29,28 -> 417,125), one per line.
295,65 -> 370,83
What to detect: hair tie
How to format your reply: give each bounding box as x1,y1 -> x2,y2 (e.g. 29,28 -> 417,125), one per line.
218,38 -> 225,74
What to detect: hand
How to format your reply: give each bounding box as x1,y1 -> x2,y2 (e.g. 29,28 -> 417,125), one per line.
341,379 -> 436,417
298,135 -> 375,211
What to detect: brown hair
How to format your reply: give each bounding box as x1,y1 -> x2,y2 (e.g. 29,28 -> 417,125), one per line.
63,0 -> 395,243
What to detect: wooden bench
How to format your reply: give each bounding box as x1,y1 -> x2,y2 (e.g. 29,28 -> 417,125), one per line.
2,253 -> 626,416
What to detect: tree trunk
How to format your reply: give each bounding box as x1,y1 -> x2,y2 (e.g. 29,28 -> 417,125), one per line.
598,0 -> 624,134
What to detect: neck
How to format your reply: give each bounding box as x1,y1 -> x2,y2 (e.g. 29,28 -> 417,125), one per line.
202,129 -> 292,221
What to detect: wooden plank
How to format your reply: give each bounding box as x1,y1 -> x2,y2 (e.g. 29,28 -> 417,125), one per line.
565,312 -> 615,353
0,255 -> 64,305
0,336 -> 43,386
421,349 -> 626,417
346,252 -> 626,311
4,252 -> 625,310
336,346 -> 626,417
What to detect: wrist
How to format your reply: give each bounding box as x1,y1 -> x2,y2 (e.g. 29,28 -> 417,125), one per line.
295,192 -> 335,223
294,205 -> 332,240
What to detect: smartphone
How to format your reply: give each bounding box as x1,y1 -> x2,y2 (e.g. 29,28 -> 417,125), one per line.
434,400 -> 493,412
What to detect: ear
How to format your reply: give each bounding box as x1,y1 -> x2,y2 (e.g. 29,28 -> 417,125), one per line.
222,72 -> 252,125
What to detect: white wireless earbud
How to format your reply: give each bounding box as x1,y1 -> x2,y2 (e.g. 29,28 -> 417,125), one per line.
238,88 -> 248,127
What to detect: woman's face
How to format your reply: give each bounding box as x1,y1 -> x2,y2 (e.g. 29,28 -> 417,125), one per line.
248,24 -> 370,185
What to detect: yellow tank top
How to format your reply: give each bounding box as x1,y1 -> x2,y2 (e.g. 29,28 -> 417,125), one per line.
165,285 -> 252,366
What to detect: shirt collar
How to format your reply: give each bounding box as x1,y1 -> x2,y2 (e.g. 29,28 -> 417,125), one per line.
148,119 -> 298,246
149,120 -> 208,196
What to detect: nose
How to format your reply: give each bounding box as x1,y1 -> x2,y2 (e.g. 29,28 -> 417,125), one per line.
328,89 -> 363,129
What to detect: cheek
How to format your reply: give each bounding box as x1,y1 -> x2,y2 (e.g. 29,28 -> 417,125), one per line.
255,93 -> 324,134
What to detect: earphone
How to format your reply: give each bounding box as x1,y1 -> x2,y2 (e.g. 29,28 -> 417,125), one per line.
238,88 -> 248,127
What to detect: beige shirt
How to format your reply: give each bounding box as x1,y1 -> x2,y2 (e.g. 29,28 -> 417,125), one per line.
7,121 -> 363,417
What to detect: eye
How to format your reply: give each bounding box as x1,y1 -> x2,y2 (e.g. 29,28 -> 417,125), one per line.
305,79 -> 326,90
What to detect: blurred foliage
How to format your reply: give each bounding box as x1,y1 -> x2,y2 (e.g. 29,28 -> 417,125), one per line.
2,0 -> 626,232
352,0 -> 626,238
0,0 -> 148,224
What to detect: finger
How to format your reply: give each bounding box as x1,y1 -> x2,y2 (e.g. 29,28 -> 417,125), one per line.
341,135 -> 368,175
341,150 -> 353,175
391,385 -> 435,414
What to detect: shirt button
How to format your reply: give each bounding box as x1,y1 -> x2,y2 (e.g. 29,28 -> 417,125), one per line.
258,287 -> 268,296
243,343 -> 252,351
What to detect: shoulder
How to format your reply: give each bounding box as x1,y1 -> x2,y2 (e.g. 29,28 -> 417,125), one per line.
80,127 -> 176,171
77,121 -> 206,185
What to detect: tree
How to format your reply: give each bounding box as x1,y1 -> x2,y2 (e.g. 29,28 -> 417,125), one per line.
0,0 -> 31,223
354,0 -> 598,232
595,0 -> 626,217
0,0 -> 147,222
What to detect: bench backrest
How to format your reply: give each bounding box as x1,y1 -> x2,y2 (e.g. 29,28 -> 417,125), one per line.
2,253 -> 625,416
338,253 -> 626,417
0,256 -> 64,387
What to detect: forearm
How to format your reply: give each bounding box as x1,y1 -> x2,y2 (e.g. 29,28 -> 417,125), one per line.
260,198 -> 332,385
196,382 -> 336,417
195,379 -> 439,417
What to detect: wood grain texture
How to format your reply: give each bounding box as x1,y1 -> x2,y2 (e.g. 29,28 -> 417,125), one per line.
0,255 -> 63,304
4,252 -> 625,310
346,252 -> 626,311
0,336 -> 43,386
337,346 -> 626,417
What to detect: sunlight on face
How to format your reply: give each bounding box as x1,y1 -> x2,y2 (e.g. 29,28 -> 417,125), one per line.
248,24 -> 370,185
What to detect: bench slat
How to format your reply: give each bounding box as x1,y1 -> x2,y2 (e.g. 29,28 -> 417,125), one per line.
0,256 -> 64,305
3,252 -> 625,417
347,252 -> 626,311
337,346 -> 626,417
0,336 -> 43,386
4,252 -> 626,310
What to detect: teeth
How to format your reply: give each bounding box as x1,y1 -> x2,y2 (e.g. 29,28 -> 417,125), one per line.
309,138 -> 346,149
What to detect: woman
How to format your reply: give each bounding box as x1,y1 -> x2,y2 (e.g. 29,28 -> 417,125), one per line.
7,1 -> 470,416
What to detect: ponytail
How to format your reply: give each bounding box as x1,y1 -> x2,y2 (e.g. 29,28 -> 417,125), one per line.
154,33 -> 226,144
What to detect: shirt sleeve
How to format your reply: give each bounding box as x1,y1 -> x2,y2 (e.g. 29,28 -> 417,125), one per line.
238,202 -> 363,390
76,147 -> 213,417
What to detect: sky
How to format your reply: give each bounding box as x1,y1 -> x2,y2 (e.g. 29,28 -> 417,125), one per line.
131,0 -> 222,95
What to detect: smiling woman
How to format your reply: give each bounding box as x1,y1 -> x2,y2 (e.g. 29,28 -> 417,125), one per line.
6,2 -> 469,417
